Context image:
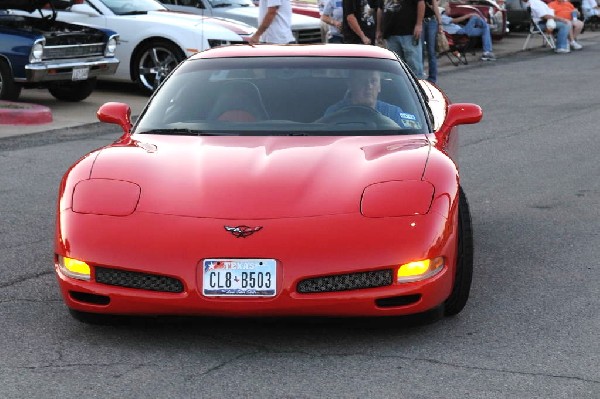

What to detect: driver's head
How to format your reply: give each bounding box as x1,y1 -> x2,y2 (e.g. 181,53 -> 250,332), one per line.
348,70 -> 381,108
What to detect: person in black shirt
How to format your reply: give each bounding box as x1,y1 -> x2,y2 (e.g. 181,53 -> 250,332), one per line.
381,0 -> 425,77
342,0 -> 384,44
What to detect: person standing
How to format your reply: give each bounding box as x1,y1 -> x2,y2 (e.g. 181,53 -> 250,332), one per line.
342,0 -> 383,45
422,0 -> 443,83
381,0 -> 426,78
249,0 -> 296,44
322,0 -> 345,43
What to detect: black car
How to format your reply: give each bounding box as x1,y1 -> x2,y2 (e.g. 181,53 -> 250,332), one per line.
0,0 -> 119,101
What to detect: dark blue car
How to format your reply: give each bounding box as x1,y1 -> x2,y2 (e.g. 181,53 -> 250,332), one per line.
0,0 -> 119,101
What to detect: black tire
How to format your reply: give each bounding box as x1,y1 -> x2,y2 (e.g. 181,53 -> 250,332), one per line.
0,59 -> 22,101
444,186 -> 474,316
48,78 -> 96,102
132,40 -> 185,94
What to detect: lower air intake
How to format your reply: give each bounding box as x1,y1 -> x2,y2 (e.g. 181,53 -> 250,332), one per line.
95,267 -> 184,293
297,269 -> 393,293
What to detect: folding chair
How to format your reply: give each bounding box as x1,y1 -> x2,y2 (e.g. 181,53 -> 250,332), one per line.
522,6 -> 556,50
439,32 -> 473,66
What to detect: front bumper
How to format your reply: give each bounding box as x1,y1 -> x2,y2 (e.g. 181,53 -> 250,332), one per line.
22,57 -> 119,83
55,209 -> 459,317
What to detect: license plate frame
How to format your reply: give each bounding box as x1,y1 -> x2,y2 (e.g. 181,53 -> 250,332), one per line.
71,66 -> 89,81
202,258 -> 277,297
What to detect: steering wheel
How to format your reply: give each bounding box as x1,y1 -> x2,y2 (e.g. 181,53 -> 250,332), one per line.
315,105 -> 400,129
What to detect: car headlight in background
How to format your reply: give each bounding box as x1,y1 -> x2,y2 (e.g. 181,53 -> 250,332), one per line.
105,35 -> 119,57
397,257 -> 444,283
57,256 -> 91,281
30,39 -> 45,63
361,180 -> 434,217
208,39 -> 229,48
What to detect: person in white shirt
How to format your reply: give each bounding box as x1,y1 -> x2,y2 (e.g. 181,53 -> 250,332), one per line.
522,0 -> 571,53
249,0 -> 295,44
582,0 -> 600,19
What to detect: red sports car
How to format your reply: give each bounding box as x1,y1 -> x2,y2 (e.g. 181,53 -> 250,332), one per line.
54,44 -> 482,324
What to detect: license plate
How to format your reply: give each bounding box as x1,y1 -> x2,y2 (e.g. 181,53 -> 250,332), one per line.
202,259 -> 276,297
72,67 -> 89,81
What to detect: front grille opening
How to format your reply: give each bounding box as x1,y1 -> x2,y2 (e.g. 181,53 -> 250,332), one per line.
95,267 -> 184,293
297,269 -> 393,293
69,291 -> 110,305
375,294 -> 421,308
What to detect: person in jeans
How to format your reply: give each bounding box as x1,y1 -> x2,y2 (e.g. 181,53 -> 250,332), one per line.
522,0 -> 571,53
422,0 -> 443,82
321,0 -> 344,43
382,0 -> 425,78
548,0 -> 584,50
440,5 -> 496,61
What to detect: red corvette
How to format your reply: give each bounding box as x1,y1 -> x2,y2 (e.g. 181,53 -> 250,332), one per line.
54,44 -> 482,323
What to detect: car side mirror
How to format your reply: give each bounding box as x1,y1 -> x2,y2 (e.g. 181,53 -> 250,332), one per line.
97,102 -> 132,142
444,103 -> 482,128
70,3 -> 100,16
434,103 -> 482,148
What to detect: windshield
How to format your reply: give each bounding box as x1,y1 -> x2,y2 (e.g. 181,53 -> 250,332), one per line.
135,56 -> 431,136
98,0 -> 165,14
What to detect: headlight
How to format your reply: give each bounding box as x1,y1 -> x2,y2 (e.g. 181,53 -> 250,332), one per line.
208,39 -> 229,48
72,179 -> 141,216
30,39 -> 45,63
361,181 -> 434,217
105,35 -> 119,56
396,257 -> 444,283
57,256 -> 91,281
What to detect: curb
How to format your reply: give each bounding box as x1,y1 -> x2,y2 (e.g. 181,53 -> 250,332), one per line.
0,101 -> 53,125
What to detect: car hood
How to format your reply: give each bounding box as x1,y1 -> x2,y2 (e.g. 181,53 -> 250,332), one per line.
140,10 -> 246,39
0,0 -> 47,12
90,135 -> 431,218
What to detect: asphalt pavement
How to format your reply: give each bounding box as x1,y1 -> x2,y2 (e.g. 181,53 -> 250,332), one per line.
2,29 -> 599,139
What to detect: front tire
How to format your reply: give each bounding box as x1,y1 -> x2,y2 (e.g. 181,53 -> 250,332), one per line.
444,186 -> 474,316
132,40 -> 185,94
0,59 -> 22,101
48,78 -> 96,102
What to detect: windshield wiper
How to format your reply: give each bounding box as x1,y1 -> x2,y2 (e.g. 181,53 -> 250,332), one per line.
140,129 -> 222,136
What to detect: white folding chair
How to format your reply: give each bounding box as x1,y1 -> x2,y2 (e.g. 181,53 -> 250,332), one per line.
522,7 -> 556,50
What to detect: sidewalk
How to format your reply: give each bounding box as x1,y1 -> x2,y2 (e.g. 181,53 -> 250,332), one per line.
1,29 -> 599,139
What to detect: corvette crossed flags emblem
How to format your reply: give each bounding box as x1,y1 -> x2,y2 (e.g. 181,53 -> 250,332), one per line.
224,225 -> 263,238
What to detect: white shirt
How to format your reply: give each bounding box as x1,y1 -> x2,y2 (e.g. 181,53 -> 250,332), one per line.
258,0 -> 295,44
528,0 -> 555,23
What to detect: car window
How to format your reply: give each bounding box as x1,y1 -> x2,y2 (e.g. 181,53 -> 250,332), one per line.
135,56 -> 430,136
99,0 -> 165,14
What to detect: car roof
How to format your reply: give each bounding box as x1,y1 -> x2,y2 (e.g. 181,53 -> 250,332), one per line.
194,44 -> 399,60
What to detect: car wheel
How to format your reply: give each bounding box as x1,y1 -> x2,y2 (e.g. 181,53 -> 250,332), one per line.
132,40 -> 185,94
48,78 -> 97,102
444,186 -> 474,316
0,60 -> 22,101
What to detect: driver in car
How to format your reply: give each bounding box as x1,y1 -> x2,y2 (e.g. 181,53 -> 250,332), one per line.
323,70 -> 418,128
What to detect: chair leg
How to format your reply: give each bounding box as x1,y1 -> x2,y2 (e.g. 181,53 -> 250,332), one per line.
523,34 -> 531,50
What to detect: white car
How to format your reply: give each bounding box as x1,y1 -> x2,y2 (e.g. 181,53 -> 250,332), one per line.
159,0 -> 322,43
14,0 -> 252,93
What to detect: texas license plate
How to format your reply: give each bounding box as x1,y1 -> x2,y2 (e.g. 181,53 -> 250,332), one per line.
202,259 -> 276,297
72,66 -> 89,81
